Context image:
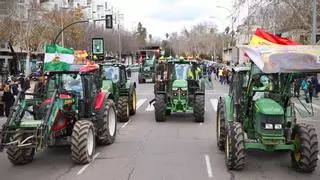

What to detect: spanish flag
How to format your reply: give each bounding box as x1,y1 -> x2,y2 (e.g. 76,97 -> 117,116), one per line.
249,28 -> 300,45
244,28 -> 300,57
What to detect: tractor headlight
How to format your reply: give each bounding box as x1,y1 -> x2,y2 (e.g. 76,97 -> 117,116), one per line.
274,124 -> 282,129
265,124 -> 273,129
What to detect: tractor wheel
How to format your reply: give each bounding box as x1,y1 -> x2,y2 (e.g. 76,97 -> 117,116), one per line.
217,98 -> 226,151
154,94 -> 166,122
129,89 -> 137,115
96,98 -> 117,146
117,96 -> 130,122
7,131 -> 35,165
152,73 -> 156,83
291,123 -> 318,173
138,74 -> 143,83
71,120 -> 95,164
194,94 -> 205,122
225,122 -> 246,170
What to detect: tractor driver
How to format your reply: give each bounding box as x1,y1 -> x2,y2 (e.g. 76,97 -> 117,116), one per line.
187,64 -> 202,80
252,75 -> 273,100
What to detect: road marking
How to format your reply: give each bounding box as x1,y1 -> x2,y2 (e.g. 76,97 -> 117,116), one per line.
145,103 -> 155,111
120,119 -> 132,129
77,152 -> 100,175
204,154 -> 213,178
200,123 -> 203,126
210,99 -> 218,111
136,99 -> 147,110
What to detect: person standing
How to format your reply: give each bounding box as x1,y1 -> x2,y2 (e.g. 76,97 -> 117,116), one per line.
3,85 -> 15,117
301,78 -> 309,103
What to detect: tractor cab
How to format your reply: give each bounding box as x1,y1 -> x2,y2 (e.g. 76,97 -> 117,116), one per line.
99,62 -> 137,122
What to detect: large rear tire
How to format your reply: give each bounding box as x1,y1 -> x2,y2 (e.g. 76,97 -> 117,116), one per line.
194,94 -> 205,122
117,96 -> 129,122
291,123 -> 318,173
129,89 -> 137,115
217,98 -> 226,151
7,131 -> 35,165
96,98 -> 117,146
225,122 -> 246,170
71,120 -> 95,164
154,94 -> 166,122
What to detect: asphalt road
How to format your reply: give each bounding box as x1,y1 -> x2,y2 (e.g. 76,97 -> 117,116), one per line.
0,73 -> 320,180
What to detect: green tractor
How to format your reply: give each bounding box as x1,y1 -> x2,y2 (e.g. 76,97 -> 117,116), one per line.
0,63 -> 117,165
99,62 -> 137,122
152,58 -> 205,122
216,46 -> 319,172
138,58 -> 156,83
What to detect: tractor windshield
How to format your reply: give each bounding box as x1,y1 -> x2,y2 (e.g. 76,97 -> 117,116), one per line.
142,59 -> 154,66
175,64 -> 190,80
47,73 -> 83,96
102,66 -> 120,82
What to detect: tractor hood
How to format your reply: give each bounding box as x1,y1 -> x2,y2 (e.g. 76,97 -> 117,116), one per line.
172,79 -> 188,89
102,80 -> 113,93
255,98 -> 284,115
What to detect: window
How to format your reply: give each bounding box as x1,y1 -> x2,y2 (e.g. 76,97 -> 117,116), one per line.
103,66 -> 120,82
175,64 -> 190,80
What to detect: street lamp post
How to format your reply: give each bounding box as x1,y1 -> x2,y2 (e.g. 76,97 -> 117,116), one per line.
312,0 -> 317,44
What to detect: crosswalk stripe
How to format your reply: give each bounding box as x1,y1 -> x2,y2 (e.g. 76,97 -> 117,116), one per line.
136,99 -> 147,110
210,99 -> 218,111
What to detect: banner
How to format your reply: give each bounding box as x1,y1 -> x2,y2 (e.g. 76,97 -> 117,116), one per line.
238,45 -> 320,73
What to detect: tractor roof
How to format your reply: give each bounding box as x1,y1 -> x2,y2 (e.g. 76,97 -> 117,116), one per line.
167,59 -> 198,63
100,63 -> 125,67
233,66 -> 251,72
238,45 -> 320,73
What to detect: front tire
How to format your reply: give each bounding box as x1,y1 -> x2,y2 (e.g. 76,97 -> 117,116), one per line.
117,96 -> 129,122
194,94 -> 204,122
96,98 -> 117,146
217,98 -> 226,151
154,94 -> 166,122
7,131 -> 35,165
291,124 -> 318,173
71,120 -> 95,164
129,89 -> 137,115
225,122 -> 246,170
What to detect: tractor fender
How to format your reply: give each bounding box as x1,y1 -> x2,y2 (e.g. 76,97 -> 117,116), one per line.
222,95 -> 234,122
95,91 -> 108,110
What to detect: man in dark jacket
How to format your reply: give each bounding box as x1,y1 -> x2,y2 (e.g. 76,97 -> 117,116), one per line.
3,85 -> 15,117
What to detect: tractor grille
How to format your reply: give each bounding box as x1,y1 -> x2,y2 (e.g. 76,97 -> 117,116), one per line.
260,115 -> 283,124
260,114 -> 284,131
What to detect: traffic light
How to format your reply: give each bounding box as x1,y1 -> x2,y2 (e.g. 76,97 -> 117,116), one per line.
105,15 -> 113,29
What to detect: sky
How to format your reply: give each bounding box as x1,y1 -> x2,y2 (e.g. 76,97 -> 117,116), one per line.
98,0 -> 248,40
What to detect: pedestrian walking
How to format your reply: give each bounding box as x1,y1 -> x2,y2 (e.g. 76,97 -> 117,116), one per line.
218,68 -> 223,84
3,85 -> 15,117
301,78 -> 309,103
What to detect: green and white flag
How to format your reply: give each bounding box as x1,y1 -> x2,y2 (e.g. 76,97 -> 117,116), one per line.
44,44 -> 75,64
